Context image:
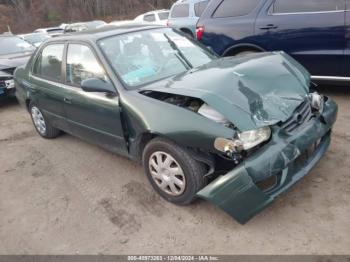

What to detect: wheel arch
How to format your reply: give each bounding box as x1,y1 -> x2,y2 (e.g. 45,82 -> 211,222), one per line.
179,28 -> 194,37
222,43 -> 265,57
133,132 -> 215,176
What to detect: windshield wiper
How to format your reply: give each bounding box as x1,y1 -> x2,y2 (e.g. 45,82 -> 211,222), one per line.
163,33 -> 193,70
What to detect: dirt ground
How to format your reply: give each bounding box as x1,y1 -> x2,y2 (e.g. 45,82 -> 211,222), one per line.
0,86 -> 349,255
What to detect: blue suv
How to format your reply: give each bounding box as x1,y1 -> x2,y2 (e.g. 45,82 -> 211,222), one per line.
197,0 -> 349,81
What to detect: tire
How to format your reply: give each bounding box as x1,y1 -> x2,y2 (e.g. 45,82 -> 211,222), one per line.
29,102 -> 61,139
142,137 -> 207,205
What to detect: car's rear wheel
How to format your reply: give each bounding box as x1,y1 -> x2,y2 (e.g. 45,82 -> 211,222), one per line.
29,103 -> 60,139
143,137 -> 207,205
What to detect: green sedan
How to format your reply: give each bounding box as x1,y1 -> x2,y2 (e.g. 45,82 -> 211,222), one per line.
14,25 -> 338,224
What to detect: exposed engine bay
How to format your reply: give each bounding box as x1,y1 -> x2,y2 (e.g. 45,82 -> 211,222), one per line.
141,90 -> 235,129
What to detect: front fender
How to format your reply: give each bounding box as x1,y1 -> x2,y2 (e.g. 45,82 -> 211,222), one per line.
121,91 -> 234,156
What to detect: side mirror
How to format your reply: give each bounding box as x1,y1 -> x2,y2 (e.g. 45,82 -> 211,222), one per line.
81,78 -> 116,95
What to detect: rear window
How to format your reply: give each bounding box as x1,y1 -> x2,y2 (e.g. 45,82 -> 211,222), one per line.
171,4 -> 190,18
272,0 -> 345,13
158,12 -> 170,20
194,0 -> 210,17
213,0 -> 261,18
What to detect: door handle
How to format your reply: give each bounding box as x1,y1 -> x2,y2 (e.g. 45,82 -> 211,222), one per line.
260,24 -> 278,30
63,98 -> 72,104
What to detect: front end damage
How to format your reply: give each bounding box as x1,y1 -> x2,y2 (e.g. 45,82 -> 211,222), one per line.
197,97 -> 338,224
130,52 -> 338,223
0,68 -> 16,98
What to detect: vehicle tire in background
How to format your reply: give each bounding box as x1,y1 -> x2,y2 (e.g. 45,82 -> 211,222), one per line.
143,137 -> 207,205
29,102 -> 61,139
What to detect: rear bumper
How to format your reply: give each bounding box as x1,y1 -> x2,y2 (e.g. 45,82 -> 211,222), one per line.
197,98 -> 338,224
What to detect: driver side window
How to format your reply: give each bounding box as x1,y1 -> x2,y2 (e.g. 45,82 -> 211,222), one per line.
66,44 -> 107,86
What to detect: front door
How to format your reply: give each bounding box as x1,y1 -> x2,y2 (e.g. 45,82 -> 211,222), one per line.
256,0 -> 346,77
62,43 -> 128,155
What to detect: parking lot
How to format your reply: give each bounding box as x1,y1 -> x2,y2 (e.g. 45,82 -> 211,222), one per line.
0,86 -> 349,255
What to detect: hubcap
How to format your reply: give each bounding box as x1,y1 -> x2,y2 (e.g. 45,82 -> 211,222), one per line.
31,107 -> 46,135
149,151 -> 186,196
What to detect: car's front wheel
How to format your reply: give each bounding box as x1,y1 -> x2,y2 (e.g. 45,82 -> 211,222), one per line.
143,137 -> 207,205
29,103 -> 61,139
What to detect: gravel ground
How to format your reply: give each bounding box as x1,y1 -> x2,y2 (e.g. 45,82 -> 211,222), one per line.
0,86 -> 349,255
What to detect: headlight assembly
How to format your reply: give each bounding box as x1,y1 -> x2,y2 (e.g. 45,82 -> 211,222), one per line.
238,126 -> 272,151
310,92 -> 324,113
215,126 -> 271,155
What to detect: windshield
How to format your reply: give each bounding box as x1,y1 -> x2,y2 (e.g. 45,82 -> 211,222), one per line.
0,37 -> 34,55
98,28 -> 214,89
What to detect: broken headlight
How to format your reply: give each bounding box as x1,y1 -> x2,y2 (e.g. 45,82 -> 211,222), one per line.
215,126 -> 271,155
238,126 -> 271,151
310,92 -> 324,114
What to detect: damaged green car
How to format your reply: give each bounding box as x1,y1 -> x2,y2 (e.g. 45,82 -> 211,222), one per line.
14,25 -> 338,224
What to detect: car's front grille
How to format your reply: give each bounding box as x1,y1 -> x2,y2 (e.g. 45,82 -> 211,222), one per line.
280,100 -> 313,133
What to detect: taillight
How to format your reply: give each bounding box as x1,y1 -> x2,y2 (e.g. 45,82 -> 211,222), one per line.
196,26 -> 204,41
167,20 -> 170,27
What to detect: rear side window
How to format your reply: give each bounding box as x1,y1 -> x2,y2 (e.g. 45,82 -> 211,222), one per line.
33,44 -> 64,82
213,0 -> 261,18
66,44 -> 106,86
144,14 -> 156,22
194,0 -> 210,17
171,4 -> 190,18
272,0 -> 345,13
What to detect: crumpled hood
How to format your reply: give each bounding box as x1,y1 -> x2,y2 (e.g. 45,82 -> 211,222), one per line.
0,51 -> 33,74
141,52 -> 311,131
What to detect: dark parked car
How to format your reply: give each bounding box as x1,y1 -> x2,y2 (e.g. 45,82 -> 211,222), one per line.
0,35 -> 35,99
197,0 -> 349,82
14,25 -> 337,224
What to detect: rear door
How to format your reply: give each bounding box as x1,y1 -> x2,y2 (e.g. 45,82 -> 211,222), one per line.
256,0 -> 346,77
29,43 -> 68,131
62,43 -> 128,155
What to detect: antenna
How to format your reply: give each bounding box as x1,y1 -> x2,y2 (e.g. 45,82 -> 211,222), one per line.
7,25 -> 12,34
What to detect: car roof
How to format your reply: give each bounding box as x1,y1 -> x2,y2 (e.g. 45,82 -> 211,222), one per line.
173,0 -> 206,5
46,24 -> 164,43
145,9 -> 169,14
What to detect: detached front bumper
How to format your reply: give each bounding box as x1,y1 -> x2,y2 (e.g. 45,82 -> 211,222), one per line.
197,98 -> 338,224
